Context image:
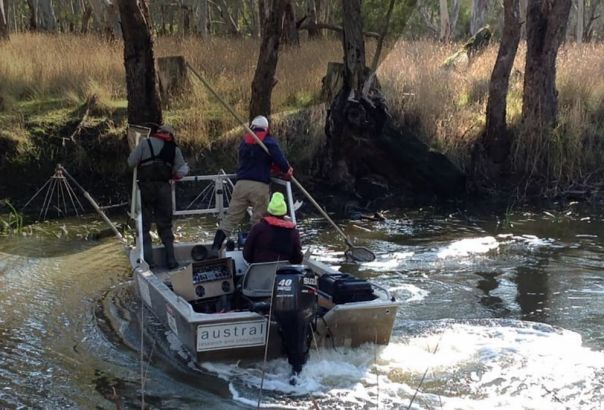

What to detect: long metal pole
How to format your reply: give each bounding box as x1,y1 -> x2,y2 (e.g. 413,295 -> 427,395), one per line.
186,62 -> 356,249
58,165 -> 126,243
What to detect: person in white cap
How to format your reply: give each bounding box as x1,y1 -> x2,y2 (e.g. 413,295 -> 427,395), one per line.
212,115 -> 293,250
128,124 -> 189,269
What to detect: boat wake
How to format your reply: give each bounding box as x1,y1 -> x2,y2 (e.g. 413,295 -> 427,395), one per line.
197,319 -> 603,409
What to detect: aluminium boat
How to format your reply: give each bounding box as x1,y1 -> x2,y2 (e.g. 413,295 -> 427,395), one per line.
129,172 -> 398,376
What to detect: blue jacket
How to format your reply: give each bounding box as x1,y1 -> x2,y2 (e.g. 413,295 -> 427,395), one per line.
236,129 -> 290,184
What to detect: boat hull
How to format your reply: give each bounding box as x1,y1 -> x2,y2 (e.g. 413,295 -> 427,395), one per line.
130,244 -> 399,365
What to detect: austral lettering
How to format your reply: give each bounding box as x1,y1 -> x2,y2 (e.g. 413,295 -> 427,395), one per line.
197,320 -> 267,351
199,324 -> 261,339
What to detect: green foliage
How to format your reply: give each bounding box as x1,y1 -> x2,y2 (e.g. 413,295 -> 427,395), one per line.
362,0 -> 418,36
0,200 -> 23,235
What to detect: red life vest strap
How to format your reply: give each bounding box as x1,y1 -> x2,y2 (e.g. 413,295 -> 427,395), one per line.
263,216 -> 295,229
244,130 -> 268,144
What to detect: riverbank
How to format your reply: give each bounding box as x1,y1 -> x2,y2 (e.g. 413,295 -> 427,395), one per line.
1,34 -> 603,206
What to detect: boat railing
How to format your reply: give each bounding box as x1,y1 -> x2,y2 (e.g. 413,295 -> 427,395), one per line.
169,173 -> 297,224
368,281 -> 394,302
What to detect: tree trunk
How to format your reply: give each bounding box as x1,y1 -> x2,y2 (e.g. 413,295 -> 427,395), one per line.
319,0 -> 465,197
87,0 -> 120,39
306,0 -> 320,38
158,55 -> 189,104
38,0 -> 57,33
181,0 -> 192,35
196,0 -> 209,37
249,0 -> 287,120
258,0 -> 267,33
470,0 -> 488,35
449,0 -> 460,36
584,0 -> 599,42
105,0 -> 121,39
38,0 -> 57,31
26,0 -> 36,30
439,0 -> 450,41
217,0 -> 240,35
0,0 -> 9,39
281,0 -> 298,46
117,0 -> 162,127
247,0 -> 259,37
370,0 -> 396,71
81,2 -> 92,33
342,0 -> 365,92
522,0 -> 572,133
519,0 -> 527,38
483,0 -> 521,164
576,0 -> 583,43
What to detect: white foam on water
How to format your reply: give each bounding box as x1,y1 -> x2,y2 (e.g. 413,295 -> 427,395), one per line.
360,251 -> 414,272
389,283 -> 429,302
437,236 -> 499,259
202,320 -> 604,409
497,233 -> 558,249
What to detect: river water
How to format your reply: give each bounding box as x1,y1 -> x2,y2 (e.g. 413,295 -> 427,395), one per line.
1,204 -> 603,409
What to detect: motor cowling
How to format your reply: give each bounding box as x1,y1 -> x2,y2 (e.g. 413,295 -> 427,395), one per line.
272,265 -> 317,376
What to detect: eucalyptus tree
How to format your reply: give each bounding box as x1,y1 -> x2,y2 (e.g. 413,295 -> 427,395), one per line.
249,0 -> 287,119
483,0 -> 521,164
471,0 -> 488,35
116,0 -> 162,126
0,0 -> 9,39
38,0 -> 58,31
522,0 -> 572,134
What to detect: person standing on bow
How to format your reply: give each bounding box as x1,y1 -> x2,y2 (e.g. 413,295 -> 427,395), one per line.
212,115 -> 293,250
243,192 -> 303,264
128,125 -> 189,269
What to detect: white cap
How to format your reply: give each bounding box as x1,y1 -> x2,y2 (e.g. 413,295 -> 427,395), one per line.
158,124 -> 175,136
251,115 -> 269,130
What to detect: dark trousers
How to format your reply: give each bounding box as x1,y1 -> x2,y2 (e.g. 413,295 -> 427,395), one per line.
139,181 -> 174,246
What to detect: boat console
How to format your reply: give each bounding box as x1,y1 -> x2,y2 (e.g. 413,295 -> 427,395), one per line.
171,257 -> 235,302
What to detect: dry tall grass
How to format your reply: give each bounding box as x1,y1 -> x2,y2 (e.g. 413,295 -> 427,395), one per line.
0,33 -> 341,142
379,40 -> 604,194
1,33 -> 603,194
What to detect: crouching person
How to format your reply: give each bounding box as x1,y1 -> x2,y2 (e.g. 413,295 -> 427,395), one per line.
243,192 -> 303,264
128,125 -> 189,269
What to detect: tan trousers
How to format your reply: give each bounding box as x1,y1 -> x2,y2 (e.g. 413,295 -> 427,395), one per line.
221,179 -> 270,234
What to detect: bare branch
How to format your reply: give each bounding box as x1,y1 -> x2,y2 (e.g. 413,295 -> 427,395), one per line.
298,19 -> 380,38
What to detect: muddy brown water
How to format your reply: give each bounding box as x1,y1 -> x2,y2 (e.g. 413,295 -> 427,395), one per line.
1,205 -> 603,409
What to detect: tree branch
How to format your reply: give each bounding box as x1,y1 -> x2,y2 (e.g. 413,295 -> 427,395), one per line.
298,19 -> 380,38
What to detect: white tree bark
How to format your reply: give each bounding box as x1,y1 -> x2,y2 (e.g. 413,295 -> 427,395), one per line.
38,0 -> 58,31
439,0 -> 450,41
470,0 -> 488,35
576,0 -> 584,43
0,0 -> 9,39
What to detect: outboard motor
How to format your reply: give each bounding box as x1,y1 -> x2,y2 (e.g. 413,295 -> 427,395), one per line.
272,265 -> 317,379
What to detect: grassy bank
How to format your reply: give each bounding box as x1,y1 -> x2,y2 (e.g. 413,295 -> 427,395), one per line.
1,34 -> 603,201
379,40 -> 604,196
